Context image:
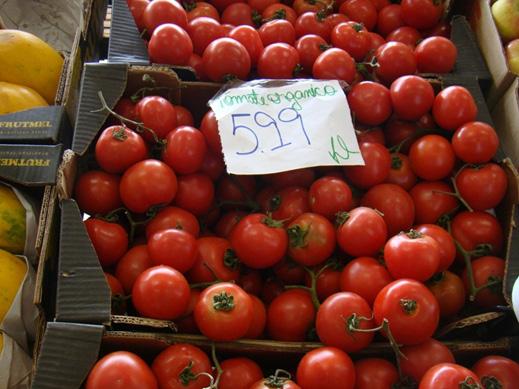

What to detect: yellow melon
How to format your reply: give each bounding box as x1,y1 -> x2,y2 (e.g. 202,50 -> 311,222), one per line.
0,249 -> 27,323
0,81 -> 48,115
0,185 -> 26,254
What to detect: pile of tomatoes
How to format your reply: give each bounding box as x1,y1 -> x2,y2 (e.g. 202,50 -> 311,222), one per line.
125,0 -> 457,82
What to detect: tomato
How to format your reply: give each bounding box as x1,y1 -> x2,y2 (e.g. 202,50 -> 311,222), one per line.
132,265 -> 190,319
143,0 -> 188,32
186,1 -> 220,22
384,119 -> 418,154
244,294 -> 267,338
330,22 -> 370,62
171,105 -> 193,127
105,272 -> 124,296
295,12 -> 331,41
295,34 -> 329,74
211,0 -> 245,12
367,32 -> 386,51
115,245 -> 152,293
186,17 -> 225,56
456,163 -> 507,211
409,134 -> 456,181
248,0 -> 278,12
188,237 -> 240,283
472,355 -> 519,389
262,4 -> 298,25
200,150 -> 225,181
250,375 -> 301,389
357,127 -> 386,145
236,270 -> 262,298
390,75 -> 434,121
265,168 -> 316,189
343,142 -> 392,188
200,110 -> 222,156
163,126 -> 207,174
194,282 -> 253,340
427,271 -> 466,318
308,177 -> 352,220
135,96 -> 177,140
463,256 -> 506,308
147,229 -> 197,272
173,173 -> 214,216
377,4 -> 404,37
187,53 -> 206,80
221,3 -> 255,26
373,279 -> 440,345
176,288 -> 202,334
287,213 -> 336,266
296,347 -> 356,389
86,351 -> 157,389
75,171 -> 121,215
385,153 -> 417,191
148,23 -> 193,66
401,0 -> 443,30
312,48 -> 356,83
410,181 -> 459,225
451,121 -> 499,164
219,358 -> 263,389
85,218 -> 128,267
228,25 -> 264,67
316,292 -> 374,352
267,289 -> 315,341
433,86 -> 478,131
354,358 -> 399,389
415,36 -> 457,73
387,26 -> 422,47
215,210 -> 246,238
146,206 -> 200,238
339,0 -> 377,31
257,43 -> 300,79
375,42 -> 417,84
414,224 -> 455,272
293,0 -> 331,15
348,82 -> 392,126
313,266 -> 342,301
217,175 -> 257,205
202,38 -> 251,82
265,186 -> 310,224
325,13 -> 350,30
274,259 -> 306,284
258,19 -> 296,46
451,211 -> 503,258
419,363 -> 481,389
261,277 -> 285,305
400,339 -> 455,383
128,0 -> 149,31
152,344 -> 211,389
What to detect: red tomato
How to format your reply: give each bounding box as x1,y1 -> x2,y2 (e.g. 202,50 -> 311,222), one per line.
472,355 -> 519,389
152,344 -> 211,389
250,376 -> 301,389
401,0 -> 443,30
257,43 -> 300,79
148,229 -> 197,272
462,256 -> 506,308
451,211 -> 503,258
185,1 -> 220,22
287,212 -> 336,266
385,152 -> 417,191
325,13 -> 350,30
105,272 -> 124,296
432,86 -> 478,131
262,4 -> 298,25
75,171 -> 122,215
414,224 -> 455,272
187,17 -> 225,56
186,53 -> 206,80
377,4 -> 404,37
295,12 -> 331,42
173,105 -> 194,126
200,110 -> 222,156
115,245 -> 153,293
248,0 -> 278,12
367,32 -> 386,51
384,119 -> 418,154
419,363 -> 481,389
200,150 -> 225,181
339,0 -> 377,31
264,186 -> 310,224
163,126 -> 207,174
387,26 -> 422,47
188,237 -> 240,283
132,265 -> 190,319
427,270 -> 466,318
354,358 -> 399,389
202,38 -> 251,82
231,213 -> 288,269
400,339 -> 455,383
238,269 -> 263,297
425,20 -> 451,38
312,48 -> 356,83
451,121 -> 499,164
410,181 -> 459,225
265,168 -> 316,189
194,282 -> 253,341
128,0 -> 149,31
331,22 -> 370,61
316,292 -> 374,352
86,351 -> 157,389
173,173 -> 214,216
274,259 -> 306,285
244,295 -> 267,338
375,42 -> 417,84
409,134 -> 456,181
135,96 -> 177,140
219,358 -> 263,389
415,36 -> 457,73
221,3 -> 255,26
267,289 -> 315,341
343,142 -> 392,188
217,175 -> 257,205
261,277 -> 285,305
143,0 -> 188,32
85,218 -> 128,267
228,25 -> 264,66
390,75 -> 434,121
148,24 -> 193,65
357,127 -> 386,145
308,177 -> 352,220
314,266 -> 342,301
146,206 -> 200,238
373,279 -> 440,345
214,210 -> 246,238
259,19 -> 296,46
176,288 -> 201,333
296,347 -> 356,389
347,82 -> 392,126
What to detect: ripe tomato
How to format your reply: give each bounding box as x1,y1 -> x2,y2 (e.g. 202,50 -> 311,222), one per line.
427,270 -> 466,318
472,355 -> 519,389
313,266 -> 342,301
257,43 -> 300,79
85,218 -> 128,267
86,351 -> 157,389
211,0 -> 245,12
308,177 -> 352,220
75,171 -> 122,215
463,256 -> 506,308
274,259 -> 306,284
296,347 -> 356,389
259,19 -> 296,46
200,110 -> 222,156
387,26 -> 422,47
455,163 -> 508,211
148,24 -> 193,66
163,126 -> 207,174
132,265 -> 190,319
146,206 -> 200,238
354,358 -> 399,389
415,36 -> 457,73
312,48 -> 356,83
451,211 -> 503,258
261,186 -> 309,225
185,1 -> 220,22
95,126 -> 148,174
173,173 -> 214,216
316,292 -> 374,352
325,13 -> 350,30
187,53 -> 206,80
248,0 -> 278,12
265,168 -> 316,189
287,212 -> 336,266
390,75 -> 434,121
244,294 -> 267,338
215,210 -> 246,238
295,12 -> 331,41
451,121 -> 499,164
128,0 -> 149,31
347,82 -> 392,126
409,134 -> 456,181
414,224 -> 455,272
186,17 -> 225,56
343,142 -> 392,188
401,0 -> 443,30
432,86 -> 478,131
143,0 -> 188,32
200,150 -> 225,181
176,288 -> 202,334
152,344 -> 211,389
262,4 -> 298,25
188,237 -> 240,283
357,127 -> 386,145
120,159 -> 177,213
419,363 -> 481,389
113,98 -> 137,124
367,32 -> 386,51
221,3 -> 255,26
339,0 -> 377,31
148,229 -> 197,272
250,375 -> 301,389
267,289 -> 315,341
231,213 -> 288,268
217,174 -> 257,205
375,42 -> 417,84
400,339 -> 455,383
115,245 -> 152,293
219,358 -> 263,389
384,119 -> 418,154
228,25 -> 264,67
295,34 -> 328,74
361,183 -> 415,237
385,152 -> 417,191
410,181 -> 459,224
194,282 -> 253,340
135,96 -> 177,140
331,22 -> 370,61
261,277 -> 285,305
373,279 -> 440,345
202,38 -> 251,82
377,4 -> 404,37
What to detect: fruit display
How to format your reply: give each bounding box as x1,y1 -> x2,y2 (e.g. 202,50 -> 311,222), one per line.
491,0 -> 519,75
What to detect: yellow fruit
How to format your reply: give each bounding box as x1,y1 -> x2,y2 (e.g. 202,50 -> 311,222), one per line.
0,81 -> 48,115
0,185 -> 26,254
0,249 -> 27,323
0,30 -> 64,104
0,332 -> 3,354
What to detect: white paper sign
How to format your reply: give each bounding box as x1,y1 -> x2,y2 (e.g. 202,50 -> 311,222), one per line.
512,276 -> 519,323
209,79 -> 364,175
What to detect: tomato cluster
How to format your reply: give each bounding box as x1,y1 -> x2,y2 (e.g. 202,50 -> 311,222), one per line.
126,0 -> 457,83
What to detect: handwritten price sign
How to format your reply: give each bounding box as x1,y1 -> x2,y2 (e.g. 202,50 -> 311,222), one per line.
209,79 -> 364,175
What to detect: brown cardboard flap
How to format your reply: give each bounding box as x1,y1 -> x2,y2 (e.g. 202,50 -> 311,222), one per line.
110,315 -> 177,331
437,312 -> 505,337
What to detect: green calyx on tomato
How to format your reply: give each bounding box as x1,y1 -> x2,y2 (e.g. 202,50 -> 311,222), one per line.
179,361 -> 197,385
405,229 -> 423,239
293,64 -> 303,78
269,195 -> 282,211
481,376 -> 503,389
263,369 -> 293,388
484,275 -> 503,295
391,154 -> 403,169
287,225 -> 310,248
111,126 -> 128,141
460,377 -> 483,389
352,23 -> 363,33
399,298 -> 417,315
213,291 -> 235,312
262,216 -> 285,229
335,211 -> 350,227
182,1 -> 197,11
223,248 -> 240,271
